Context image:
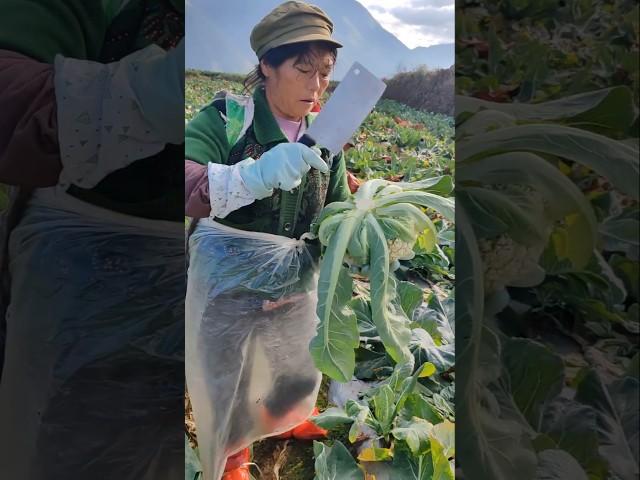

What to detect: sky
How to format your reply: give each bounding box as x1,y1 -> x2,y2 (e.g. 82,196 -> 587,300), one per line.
356,0 -> 454,49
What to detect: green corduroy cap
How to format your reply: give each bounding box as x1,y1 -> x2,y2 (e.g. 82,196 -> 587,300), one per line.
250,1 -> 343,59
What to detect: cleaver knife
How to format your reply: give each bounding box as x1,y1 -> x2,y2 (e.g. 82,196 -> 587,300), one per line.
299,61 -> 386,157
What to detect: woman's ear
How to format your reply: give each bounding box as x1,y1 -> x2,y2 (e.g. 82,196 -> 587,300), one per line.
260,59 -> 272,79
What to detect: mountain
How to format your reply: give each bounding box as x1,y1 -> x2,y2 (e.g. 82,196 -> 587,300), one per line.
186,0 -> 454,79
407,44 -> 455,71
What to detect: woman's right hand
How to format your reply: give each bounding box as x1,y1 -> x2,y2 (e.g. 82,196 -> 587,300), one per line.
239,143 -> 329,200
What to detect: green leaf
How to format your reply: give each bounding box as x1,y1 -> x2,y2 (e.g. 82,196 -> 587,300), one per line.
346,400 -> 375,443
350,296 -> 376,338
430,420 -> 456,458
311,407 -> 354,429
459,152 -> 598,269
609,254 -> 639,300
347,222 -> 369,265
366,215 -> 413,364
458,124 -> 639,200
412,296 -> 454,346
392,417 -> 433,455
387,361 -> 415,392
311,264 -> 359,382
390,447 -> 433,480
539,400 -> 609,480
456,208 -> 538,480
575,369 -> 639,480
611,378 -> 640,467
315,201 -> 356,232
534,450 -> 589,480
392,366 -> 424,420
402,393 -> 445,425
410,329 -> 455,373
355,178 -> 390,202
599,213 -> 640,258
372,385 -> 396,435
417,362 -> 437,378
313,440 -> 365,480
354,346 -> 391,380
319,212 -> 348,246
374,191 -> 455,222
456,87 -> 638,134
312,212 -> 365,382
397,281 -> 424,319
430,435 -> 455,480
502,339 -> 565,429
358,446 -> 394,462
592,250 -> 627,305
376,203 -> 431,237
457,187 -> 548,246
395,175 -> 455,195
416,227 -> 437,253
377,216 -> 422,243
457,109 -> 517,139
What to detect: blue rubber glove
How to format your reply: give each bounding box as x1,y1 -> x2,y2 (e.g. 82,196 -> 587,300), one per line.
239,143 -> 329,200
127,38 -> 184,145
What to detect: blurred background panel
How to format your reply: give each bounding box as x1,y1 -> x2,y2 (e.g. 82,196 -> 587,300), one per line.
455,0 -> 639,479
0,1 -> 185,478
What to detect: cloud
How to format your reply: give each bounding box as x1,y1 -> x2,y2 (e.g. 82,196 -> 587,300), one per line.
384,4 -> 454,46
407,0 -> 453,7
397,25 -> 452,47
356,0 -> 454,47
367,4 -> 387,13
390,5 -> 454,28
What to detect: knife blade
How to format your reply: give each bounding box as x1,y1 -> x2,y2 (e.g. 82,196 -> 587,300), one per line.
299,61 -> 386,157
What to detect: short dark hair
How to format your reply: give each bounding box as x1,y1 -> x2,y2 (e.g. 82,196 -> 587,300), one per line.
243,41 -> 338,94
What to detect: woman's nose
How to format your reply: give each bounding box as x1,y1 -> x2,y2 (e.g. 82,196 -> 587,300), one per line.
307,71 -> 321,90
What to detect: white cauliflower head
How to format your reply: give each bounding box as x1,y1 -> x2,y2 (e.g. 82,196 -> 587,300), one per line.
478,234 -> 546,295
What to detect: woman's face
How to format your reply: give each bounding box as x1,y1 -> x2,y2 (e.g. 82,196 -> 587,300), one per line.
261,44 -> 335,121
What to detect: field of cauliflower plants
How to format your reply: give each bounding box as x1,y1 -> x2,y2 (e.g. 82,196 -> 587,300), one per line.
185,70 -> 456,480
455,1 -> 639,479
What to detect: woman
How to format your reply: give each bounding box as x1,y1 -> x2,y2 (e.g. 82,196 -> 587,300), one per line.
185,2 -> 350,479
0,1 -> 184,478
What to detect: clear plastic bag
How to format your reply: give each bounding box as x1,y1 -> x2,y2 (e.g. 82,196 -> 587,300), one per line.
0,190 -> 184,479
186,218 -> 322,480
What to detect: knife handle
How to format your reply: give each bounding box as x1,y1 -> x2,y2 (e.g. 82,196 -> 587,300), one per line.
298,133 -> 317,148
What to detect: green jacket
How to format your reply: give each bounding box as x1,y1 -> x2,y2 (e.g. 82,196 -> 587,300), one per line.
0,0 -> 185,221
0,0 -> 184,63
186,86 -> 351,238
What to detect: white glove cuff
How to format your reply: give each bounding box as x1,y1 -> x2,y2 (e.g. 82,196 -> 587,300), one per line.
53,46 -> 167,190
207,159 -> 258,218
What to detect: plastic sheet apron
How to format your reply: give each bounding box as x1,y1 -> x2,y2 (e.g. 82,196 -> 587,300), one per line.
186,218 -> 322,480
0,188 -> 184,480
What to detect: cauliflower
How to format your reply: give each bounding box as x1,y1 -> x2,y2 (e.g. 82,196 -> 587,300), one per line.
474,183 -> 555,294
478,234 -> 546,295
344,237 -> 415,277
388,237 -> 416,262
